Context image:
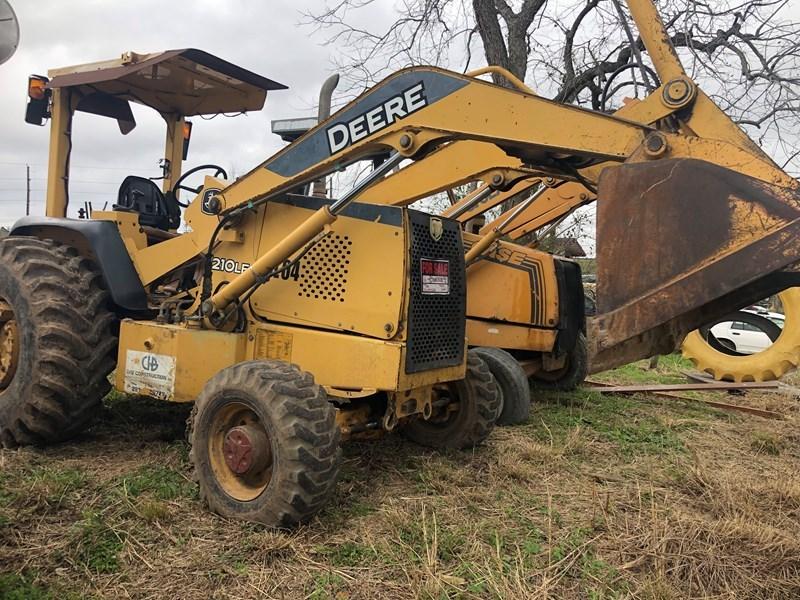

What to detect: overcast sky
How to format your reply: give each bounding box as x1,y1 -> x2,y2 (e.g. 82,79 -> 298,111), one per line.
0,0 -> 397,226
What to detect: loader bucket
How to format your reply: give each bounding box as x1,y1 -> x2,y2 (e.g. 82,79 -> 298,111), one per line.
588,158 -> 800,373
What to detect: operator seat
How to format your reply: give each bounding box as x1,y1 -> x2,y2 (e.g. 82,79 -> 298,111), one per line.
113,176 -> 181,230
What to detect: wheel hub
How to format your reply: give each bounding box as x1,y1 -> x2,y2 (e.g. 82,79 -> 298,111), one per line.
223,425 -> 271,475
0,301 -> 18,391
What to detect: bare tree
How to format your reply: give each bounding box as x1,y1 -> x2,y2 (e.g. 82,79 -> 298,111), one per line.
304,0 -> 800,174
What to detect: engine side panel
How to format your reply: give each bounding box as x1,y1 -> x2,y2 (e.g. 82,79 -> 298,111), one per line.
463,233 -> 560,342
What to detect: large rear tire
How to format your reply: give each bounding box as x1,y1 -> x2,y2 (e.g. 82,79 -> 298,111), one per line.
189,360 -> 341,527
0,237 -> 118,447
530,332 -> 588,392
472,347 -> 530,425
402,350 -> 500,449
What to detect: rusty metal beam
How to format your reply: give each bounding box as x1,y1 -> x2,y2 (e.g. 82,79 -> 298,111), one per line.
590,382 -> 779,393
586,379 -> 785,419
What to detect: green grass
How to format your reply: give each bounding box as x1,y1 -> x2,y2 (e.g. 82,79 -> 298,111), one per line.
117,465 -> 196,501
593,354 -> 695,385
0,473 -> 13,508
0,351 -> 794,599
315,540 -> 376,567
0,573 -> 83,600
308,573 -> 346,600
0,465 -> 87,510
71,511 -> 125,574
528,390 -> 690,456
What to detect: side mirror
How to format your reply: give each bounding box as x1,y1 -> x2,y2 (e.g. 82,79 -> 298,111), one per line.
24,75 -> 50,126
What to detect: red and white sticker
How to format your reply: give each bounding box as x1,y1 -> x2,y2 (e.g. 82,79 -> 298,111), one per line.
420,258 -> 450,295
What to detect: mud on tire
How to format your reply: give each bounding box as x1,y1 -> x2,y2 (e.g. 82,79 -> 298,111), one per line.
402,350 -> 500,449
0,237 -> 118,447
189,360 -> 342,527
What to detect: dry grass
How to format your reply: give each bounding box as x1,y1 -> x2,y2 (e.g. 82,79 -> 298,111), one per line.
1,360 -> 800,599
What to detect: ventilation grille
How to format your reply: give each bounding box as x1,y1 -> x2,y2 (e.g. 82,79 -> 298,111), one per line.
406,211 -> 466,374
298,234 -> 351,302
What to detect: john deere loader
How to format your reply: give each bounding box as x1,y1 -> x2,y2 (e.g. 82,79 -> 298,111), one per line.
4,0 -> 800,527
2,50 -> 500,527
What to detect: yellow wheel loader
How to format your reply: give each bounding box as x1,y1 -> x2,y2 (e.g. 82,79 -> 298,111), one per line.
3,50 -> 500,527
5,0 -> 800,527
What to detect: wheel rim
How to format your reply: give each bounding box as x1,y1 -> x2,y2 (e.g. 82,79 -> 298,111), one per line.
208,400 -> 273,502
0,299 -> 19,391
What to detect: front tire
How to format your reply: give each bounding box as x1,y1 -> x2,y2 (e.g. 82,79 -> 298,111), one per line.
402,350 -> 500,449
0,237 -> 118,447
189,360 -> 341,527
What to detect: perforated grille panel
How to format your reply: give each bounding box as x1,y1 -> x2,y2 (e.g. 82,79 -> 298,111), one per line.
297,234 -> 352,302
405,210 -> 466,374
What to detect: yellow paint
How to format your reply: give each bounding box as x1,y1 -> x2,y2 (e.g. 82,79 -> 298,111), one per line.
116,319 -> 247,402
466,319 -> 557,351
245,321 -> 465,394
247,200 -> 406,340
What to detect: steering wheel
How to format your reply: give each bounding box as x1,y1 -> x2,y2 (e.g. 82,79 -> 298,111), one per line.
171,164 -> 228,207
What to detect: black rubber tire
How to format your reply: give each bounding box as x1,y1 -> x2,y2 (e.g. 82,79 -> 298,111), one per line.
402,350 -> 500,449
530,332 -> 589,392
0,237 -> 118,447
472,347 -> 530,425
189,360 -> 341,527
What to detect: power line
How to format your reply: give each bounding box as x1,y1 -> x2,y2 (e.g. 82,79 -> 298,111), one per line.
0,161 -> 156,171
0,189 -> 114,195
0,177 -> 121,184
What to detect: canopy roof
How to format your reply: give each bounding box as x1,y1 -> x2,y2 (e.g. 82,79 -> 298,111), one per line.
47,48 -> 287,117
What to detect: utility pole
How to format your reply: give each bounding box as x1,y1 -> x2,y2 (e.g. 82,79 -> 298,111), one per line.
25,164 -> 30,216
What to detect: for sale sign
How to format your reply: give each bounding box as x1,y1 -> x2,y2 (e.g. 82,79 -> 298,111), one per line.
420,258 -> 450,295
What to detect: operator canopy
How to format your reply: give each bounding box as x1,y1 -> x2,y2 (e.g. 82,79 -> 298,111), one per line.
46,48 -> 287,133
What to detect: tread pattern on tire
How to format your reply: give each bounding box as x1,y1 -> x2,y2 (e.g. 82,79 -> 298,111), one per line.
681,287 -> 800,382
0,237 -> 118,447
473,346 -> 530,425
189,360 -> 342,527
462,352 -> 500,446
402,350 -> 500,449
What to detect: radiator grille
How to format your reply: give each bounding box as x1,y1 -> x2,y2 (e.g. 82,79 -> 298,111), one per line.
405,210 -> 466,373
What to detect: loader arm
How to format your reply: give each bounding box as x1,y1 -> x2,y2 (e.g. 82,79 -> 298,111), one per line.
357,141 -> 527,207
485,181 -> 596,242
211,66 -> 653,216
143,66 -> 661,285
354,75 -> 784,243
